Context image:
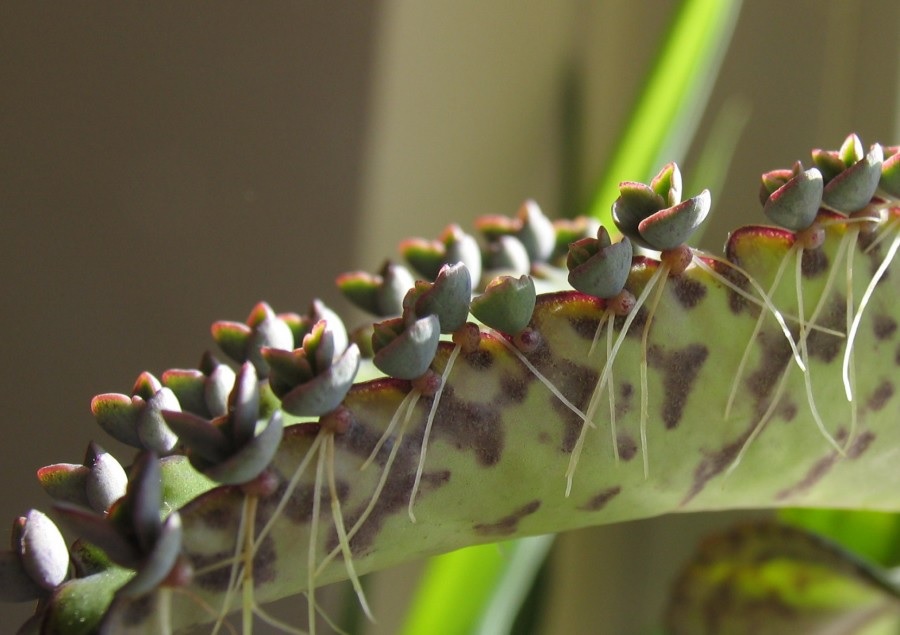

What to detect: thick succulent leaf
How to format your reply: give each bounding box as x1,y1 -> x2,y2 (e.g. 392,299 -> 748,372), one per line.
84,448 -> 128,513
117,512 -> 181,598
17,510 -> 69,591
637,189 -> 711,250
54,503 -> 141,569
373,315 -> 441,379
90,394 -> 141,448
880,147 -> 900,197
161,410 -> 231,464
413,263 -> 473,333
470,274 -> 536,334
36,463 -> 90,509
763,167 -> 824,231
822,144 -> 884,213
515,199 -> 556,263
279,344 -> 361,416
43,567 -> 133,635
35,216 -> 900,631
202,411 -> 284,484
612,181 -> 666,248
665,522 -> 900,635
567,234 -> 634,299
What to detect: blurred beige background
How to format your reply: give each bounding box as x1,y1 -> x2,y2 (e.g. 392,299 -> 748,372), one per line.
1,2 -> 898,633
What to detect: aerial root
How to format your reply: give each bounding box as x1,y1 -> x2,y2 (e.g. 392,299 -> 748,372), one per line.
565,310 -> 618,497
316,391 -> 413,577
361,390 -> 419,470
159,587 -> 173,635
567,264 -> 669,493
325,435 -> 374,622
493,330 -> 588,421
724,367 -> 791,479
692,253 -> 842,337
173,586 -> 238,635
587,312 -> 610,358
242,495 -> 259,635
844,230 -> 859,448
723,245 -> 795,420
843,222 -> 900,400
794,237 -> 846,455
408,344 -> 460,522
307,438 -> 327,635
211,494 -> 252,635
606,318 -> 619,464
639,264 -> 670,479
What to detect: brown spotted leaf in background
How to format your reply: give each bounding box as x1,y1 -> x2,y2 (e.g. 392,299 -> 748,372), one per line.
666,522 -> 900,635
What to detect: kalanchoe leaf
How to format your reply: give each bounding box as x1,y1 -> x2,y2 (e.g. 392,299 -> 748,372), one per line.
163,353 -> 236,419
821,143 -> 883,212
408,263 -> 473,334
613,164 -> 710,251
264,347 -> 314,391
212,302 -> 294,377
303,321 -> 337,372
122,452 -> 162,555
470,274 -> 536,335
881,145 -> 900,197
70,538 -> 114,578
763,167 -> 824,231
839,132 -> 864,165
650,161 -> 683,206
161,411 -> 232,465
204,362 -> 236,418
278,345 -> 361,417
483,234 -> 531,276
0,550 -> 45,601
136,387 -> 180,454
515,199 -> 556,263
246,310 -> 294,376
117,512 -> 182,599
475,214 -> 518,242
91,393 -> 141,448
637,190 -> 711,251
308,299 -> 348,357
54,502 -> 142,568
350,323 -> 375,358
84,443 -> 128,513
337,261 -> 415,317
130,372 -> 162,401
16,510 -> 69,591
551,216 -> 600,265
203,411 -> 284,484
209,320 -> 251,365
811,148 -> 846,182
567,227 -> 634,299
226,362 -> 260,448
400,237 -> 445,280
36,463 -> 90,509
441,224 -> 482,287
611,182 -> 666,249
372,315 -> 441,379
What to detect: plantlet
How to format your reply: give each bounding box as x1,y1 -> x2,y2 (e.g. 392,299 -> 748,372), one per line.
0,135 -> 898,634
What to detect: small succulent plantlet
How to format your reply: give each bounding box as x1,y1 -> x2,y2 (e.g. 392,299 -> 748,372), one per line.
724,135 -> 887,476
603,162 -> 712,477
564,224 -> 634,492
3,133 -> 900,634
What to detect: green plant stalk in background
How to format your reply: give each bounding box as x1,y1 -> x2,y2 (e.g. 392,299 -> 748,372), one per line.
409,1 -> 745,629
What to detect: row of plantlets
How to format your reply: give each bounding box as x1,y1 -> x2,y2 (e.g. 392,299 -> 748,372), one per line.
2,135 -> 898,633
